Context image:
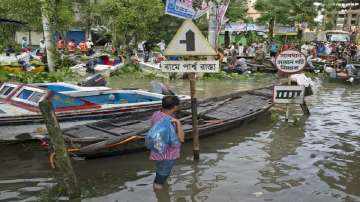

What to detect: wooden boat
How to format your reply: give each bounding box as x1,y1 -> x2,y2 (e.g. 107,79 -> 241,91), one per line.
0,54 -> 47,73
325,63 -> 360,83
0,64 -> 46,73
0,82 -> 189,140
53,87 -> 273,158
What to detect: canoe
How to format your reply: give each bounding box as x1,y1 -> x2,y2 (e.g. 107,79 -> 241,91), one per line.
54,87 -> 273,158
70,63 -> 124,77
0,65 -> 47,73
325,63 -> 360,83
0,82 -> 189,141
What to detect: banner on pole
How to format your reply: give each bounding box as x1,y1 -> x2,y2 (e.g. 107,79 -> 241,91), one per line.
217,0 -> 230,34
165,0 -> 209,19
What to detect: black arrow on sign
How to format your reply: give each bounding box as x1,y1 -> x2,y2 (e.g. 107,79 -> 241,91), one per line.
180,30 -> 195,51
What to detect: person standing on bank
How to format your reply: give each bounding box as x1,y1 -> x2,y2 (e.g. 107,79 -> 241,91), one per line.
146,96 -> 185,190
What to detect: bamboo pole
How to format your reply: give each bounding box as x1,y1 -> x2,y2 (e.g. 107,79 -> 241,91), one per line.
189,73 -> 200,161
39,100 -> 81,201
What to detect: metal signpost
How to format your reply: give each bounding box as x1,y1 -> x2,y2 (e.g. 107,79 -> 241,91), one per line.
274,49 -> 310,121
162,20 -> 218,161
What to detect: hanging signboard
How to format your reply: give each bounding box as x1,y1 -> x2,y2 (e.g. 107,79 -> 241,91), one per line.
224,23 -> 268,33
274,25 -> 298,36
273,85 -> 305,104
275,50 -> 306,74
161,60 -> 219,73
165,0 -> 209,20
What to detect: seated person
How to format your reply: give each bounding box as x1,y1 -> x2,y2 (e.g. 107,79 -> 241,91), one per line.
154,52 -> 166,64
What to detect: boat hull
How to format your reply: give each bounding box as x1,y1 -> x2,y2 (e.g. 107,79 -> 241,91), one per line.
0,65 -> 46,73
59,87 -> 274,158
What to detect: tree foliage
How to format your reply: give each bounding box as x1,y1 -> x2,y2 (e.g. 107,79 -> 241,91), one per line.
97,0 -> 164,50
255,0 -> 319,41
0,0 -> 75,49
0,0 -> 75,33
255,0 -> 318,26
0,0 -> 42,31
46,1 -> 75,35
226,0 -> 249,22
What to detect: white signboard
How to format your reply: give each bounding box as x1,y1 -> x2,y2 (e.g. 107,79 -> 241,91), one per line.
161,60 -> 219,73
273,85 -> 305,104
275,50 -> 306,74
165,0 -> 209,20
164,20 -> 217,56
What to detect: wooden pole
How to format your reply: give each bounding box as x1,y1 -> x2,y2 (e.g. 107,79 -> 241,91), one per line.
286,78 -> 291,122
39,100 -> 81,201
189,73 -> 200,161
300,101 -> 310,115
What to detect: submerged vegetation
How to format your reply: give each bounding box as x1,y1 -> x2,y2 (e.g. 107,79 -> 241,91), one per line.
111,64 -> 161,80
203,71 -> 277,81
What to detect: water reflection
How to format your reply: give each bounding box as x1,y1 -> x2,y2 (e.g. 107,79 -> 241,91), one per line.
305,84 -> 360,201
83,116 -> 273,202
257,117 -> 307,193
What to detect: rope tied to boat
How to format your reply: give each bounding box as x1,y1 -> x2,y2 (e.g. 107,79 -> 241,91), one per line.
49,152 -> 56,169
105,135 -> 144,148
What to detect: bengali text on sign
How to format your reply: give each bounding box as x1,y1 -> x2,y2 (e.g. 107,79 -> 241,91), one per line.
275,50 -> 306,74
161,60 -> 220,73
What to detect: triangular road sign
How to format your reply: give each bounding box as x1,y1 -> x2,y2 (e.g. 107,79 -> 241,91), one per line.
164,20 -> 217,56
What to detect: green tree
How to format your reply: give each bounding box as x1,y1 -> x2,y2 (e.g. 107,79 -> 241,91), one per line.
226,0 -> 248,23
320,0 -> 340,30
255,0 -> 318,42
98,0 -> 164,55
0,0 -> 75,48
0,0 -> 42,31
41,0 -> 75,35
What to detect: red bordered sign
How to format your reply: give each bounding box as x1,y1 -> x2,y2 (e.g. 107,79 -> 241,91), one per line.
275,49 -> 306,74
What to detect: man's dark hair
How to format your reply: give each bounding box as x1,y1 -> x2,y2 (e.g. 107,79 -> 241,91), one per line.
162,95 -> 180,110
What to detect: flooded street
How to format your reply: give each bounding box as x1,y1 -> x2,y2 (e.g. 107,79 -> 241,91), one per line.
0,78 -> 359,202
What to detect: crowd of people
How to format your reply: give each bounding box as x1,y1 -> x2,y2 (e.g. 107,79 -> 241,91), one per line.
219,30 -> 360,74
56,37 -> 94,56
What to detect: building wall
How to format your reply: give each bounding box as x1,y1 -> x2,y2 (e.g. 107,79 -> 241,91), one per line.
345,9 -> 360,31
333,7 -> 360,31
247,0 -> 261,20
15,32 -> 43,46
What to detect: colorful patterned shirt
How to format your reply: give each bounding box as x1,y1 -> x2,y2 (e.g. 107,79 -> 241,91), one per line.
149,111 -> 181,160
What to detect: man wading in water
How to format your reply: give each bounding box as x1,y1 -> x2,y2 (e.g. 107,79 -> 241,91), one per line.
147,96 -> 185,190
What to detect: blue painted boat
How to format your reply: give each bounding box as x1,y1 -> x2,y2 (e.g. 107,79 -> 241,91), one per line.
0,82 -> 189,140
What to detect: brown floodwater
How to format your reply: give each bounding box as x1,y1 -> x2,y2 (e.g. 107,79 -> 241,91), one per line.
0,76 -> 359,202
